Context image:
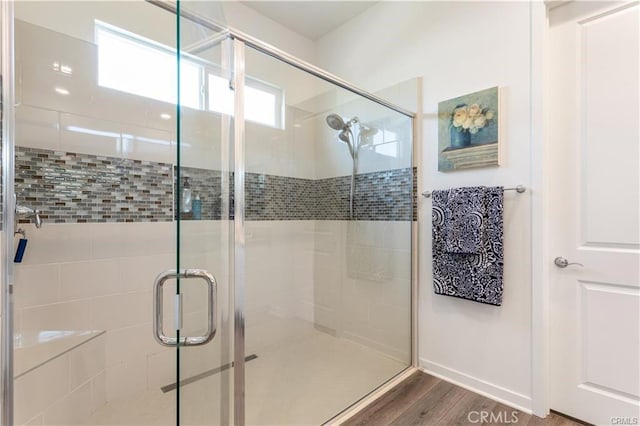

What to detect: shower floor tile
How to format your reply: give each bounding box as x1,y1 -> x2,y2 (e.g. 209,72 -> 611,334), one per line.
88,317 -> 406,425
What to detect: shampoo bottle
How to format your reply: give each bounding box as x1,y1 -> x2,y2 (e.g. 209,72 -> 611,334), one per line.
192,195 -> 202,220
181,177 -> 192,215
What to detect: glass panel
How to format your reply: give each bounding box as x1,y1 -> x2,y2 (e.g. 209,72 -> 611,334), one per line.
10,1 -> 231,425
176,3 -> 234,425
242,46 -> 413,425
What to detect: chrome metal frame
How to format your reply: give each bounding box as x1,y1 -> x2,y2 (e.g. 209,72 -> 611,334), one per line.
1,1 -> 15,424
325,367 -> 418,425
411,90 -> 420,370
234,34 -> 414,118
146,1 -> 415,119
232,38 -> 246,426
218,36 -> 234,426
412,232 -> 419,369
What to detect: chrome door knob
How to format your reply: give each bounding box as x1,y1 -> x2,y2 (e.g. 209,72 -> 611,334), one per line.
554,257 -> 584,268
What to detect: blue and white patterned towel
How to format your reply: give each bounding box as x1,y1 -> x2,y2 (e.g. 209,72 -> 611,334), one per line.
443,186 -> 486,254
432,186 -> 504,306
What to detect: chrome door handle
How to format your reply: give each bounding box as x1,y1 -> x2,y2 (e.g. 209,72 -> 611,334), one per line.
554,257 -> 583,268
153,269 -> 217,347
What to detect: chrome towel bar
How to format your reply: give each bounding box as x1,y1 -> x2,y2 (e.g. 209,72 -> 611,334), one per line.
421,185 -> 526,198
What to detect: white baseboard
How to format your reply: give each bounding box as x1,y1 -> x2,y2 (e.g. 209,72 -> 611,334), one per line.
420,358 -> 533,414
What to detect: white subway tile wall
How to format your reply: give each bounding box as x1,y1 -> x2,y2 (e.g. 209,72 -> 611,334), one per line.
14,335 -> 106,425
13,222 -> 216,423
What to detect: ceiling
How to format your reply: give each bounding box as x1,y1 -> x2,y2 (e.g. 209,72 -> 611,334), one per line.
241,1 -> 378,40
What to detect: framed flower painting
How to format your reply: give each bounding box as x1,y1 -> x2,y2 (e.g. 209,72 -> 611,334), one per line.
437,86 -> 500,171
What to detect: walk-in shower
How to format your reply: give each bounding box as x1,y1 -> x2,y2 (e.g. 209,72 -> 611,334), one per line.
0,1 -> 415,425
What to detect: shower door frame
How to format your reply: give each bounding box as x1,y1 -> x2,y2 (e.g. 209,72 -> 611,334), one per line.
1,1 -> 16,424
152,3 -> 419,424
225,35 -> 418,425
0,1 -> 418,424
213,15 -> 419,423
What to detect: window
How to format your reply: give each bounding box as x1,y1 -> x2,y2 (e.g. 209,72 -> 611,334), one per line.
96,23 -> 200,109
206,74 -> 283,128
96,22 -> 284,128
367,123 -> 400,158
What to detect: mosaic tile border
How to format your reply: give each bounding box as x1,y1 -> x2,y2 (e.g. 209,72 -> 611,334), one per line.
16,147 -> 173,223
245,173 -> 316,221
14,147 -> 416,223
315,168 -> 415,221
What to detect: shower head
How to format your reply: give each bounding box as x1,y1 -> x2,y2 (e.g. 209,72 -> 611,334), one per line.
326,114 -> 346,131
338,130 -> 351,144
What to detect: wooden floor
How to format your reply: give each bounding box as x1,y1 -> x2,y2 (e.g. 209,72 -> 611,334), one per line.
343,371 -> 586,426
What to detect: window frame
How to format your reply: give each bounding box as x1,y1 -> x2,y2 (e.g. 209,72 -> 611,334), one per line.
95,21 -> 285,129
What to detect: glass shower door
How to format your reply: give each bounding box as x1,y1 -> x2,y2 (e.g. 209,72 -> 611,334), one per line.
240,44 -> 414,425
7,1 -> 234,424
173,5 -> 235,425
144,4 -> 236,423
7,1 -> 415,422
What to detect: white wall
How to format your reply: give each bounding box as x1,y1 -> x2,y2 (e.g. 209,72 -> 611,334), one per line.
14,1 -> 316,63
318,1 -> 537,411
221,1 -> 315,64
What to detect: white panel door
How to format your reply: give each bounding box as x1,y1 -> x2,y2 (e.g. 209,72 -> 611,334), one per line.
548,2 -> 640,424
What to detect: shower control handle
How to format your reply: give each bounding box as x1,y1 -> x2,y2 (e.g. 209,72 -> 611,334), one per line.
554,256 -> 583,268
153,269 -> 217,347
16,204 -> 43,228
